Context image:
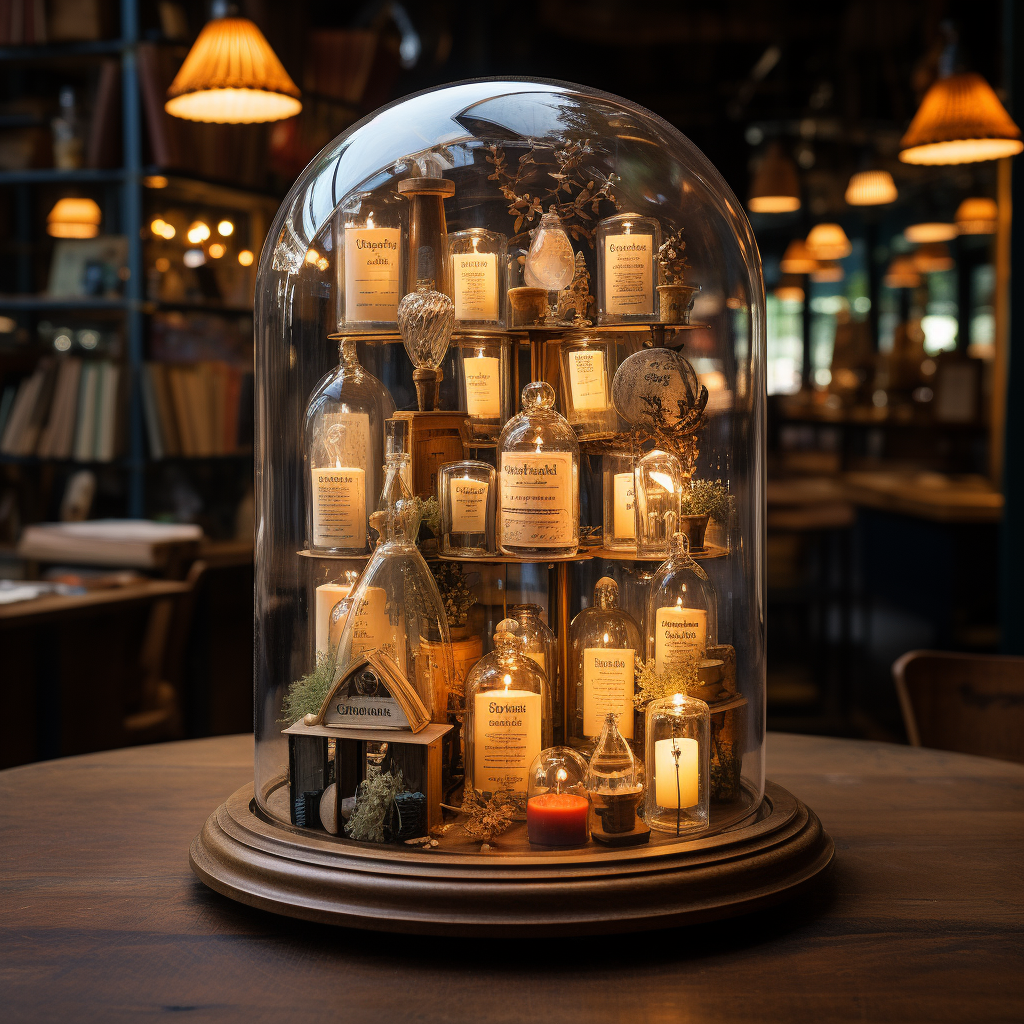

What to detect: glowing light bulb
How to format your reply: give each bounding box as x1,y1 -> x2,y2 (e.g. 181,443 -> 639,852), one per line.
217,219 -> 234,236
305,248 -> 319,264
524,210 -> 575,291
238,249 -> 254,266
208,243 -> 226,258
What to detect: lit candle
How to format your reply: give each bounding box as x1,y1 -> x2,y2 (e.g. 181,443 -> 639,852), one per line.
314,582 -> 353,657
654,600 -> 708,670
654,735 -> 699,810
473,679 -> 542,796
527,768 -> 589,846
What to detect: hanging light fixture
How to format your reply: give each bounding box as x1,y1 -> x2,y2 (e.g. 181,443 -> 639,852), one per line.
904,221 -> 957,243
845,170 -> 898,206
811,261 -> 844,284
883,255 -> 922,289
47,197 -> 101,238
955,197 -> 998,234
913,242 -> 955,273
748,141 -> 801,213
774,275 -> 805,303
806,223 -> 852,260
165,7 -> 301,124
779,239 -> 818,274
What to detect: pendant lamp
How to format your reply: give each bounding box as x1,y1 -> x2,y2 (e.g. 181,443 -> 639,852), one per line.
47,197 -> 101,238
810,261 -> 844,284
955,197 -> 998,234
883,255 -> 922,290
845,170 -> 897,206
904,221 -> 957,244
913,242 -> 955,273
748,142 -> 801,213
774,275 -> 805,303
806,223 -> 852,261
165,13 -> 301,124
779,239 -> 818,274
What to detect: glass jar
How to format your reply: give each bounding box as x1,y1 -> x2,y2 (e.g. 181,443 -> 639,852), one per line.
497,381 -> 580,557
644,694 -> 710,836
646,533 -> 719,671
558,330 -> 619,438
335,192 -> 404,332
304,338 -> 396,554
602,450 -> 636,551
585,712 -> 648,845
596,211 -> 662,324
568,577 -> 641,752
448,228 -> 507,328
463,618 -> 548,804
634,448 -> 684,559
370,418 -> 413,544
456,331 -> 514,443
526,746 -> 590,846
439,459 -> 495,556
511,603 -> 558,742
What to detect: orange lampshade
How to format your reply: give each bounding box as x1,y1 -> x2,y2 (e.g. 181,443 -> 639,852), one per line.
806,223 -> 852,260
955,197 -> 998,234
883,255 -> 922,289
899,72 -> 1023,165
904,221 -> 957,243
811,261 -> 844,283
774,275 -> 805,303
845,170 -> 897,206
748,142 -> 801,213
165,17 -> 301,124
913,242 -> 954,273
47,197 -> 101,238
779,239 -> 818,274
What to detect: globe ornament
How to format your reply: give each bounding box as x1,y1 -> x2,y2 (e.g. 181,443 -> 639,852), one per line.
611,348 -> 708,439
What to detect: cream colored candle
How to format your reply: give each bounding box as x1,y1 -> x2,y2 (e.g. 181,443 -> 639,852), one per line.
612,471 -> 635,540
654,602 -> 708,670
450,476 -> 489,533
315,583 -> 354,657
654,735 -> 698,808
473,687 -> 542,795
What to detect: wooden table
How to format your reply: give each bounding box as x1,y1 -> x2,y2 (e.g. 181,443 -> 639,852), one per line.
2,734 -> 1021,1023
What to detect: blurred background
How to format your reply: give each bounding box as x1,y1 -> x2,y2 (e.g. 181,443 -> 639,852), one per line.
1,0 -> 1020,767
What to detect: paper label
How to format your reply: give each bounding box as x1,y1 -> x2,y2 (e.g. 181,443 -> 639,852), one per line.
654,606 -> 708,671
323,693 -> 410,729
450,477 -> 489,533
612,472 -> 635,540
463,355 -> 501,419
500,452 -> 574,548
604,233 -> 653,315
473,689 -> 542,795
452,252 -> 498,321
568,348 -> 609,411
345,227 -> 401,322
311,467 -> 366,548
583,648 -> 635,739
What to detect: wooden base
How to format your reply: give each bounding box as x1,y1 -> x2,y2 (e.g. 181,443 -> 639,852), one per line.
190,780 -> 833,936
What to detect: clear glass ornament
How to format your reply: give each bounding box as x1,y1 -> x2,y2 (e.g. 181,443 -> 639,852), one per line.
644,693 -> 710,836
398,280 -> 455,411
525,210 -> 575,291
585,712 -> 646,841
526,746 -> 590,846
634,448 -> 684,558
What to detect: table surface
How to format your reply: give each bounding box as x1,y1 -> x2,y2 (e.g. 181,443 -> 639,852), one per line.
2,733 -> 1021,1024
0,578 -> 188,625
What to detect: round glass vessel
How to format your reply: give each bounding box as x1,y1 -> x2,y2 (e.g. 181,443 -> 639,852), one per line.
254,79 -> 766,837
526,746 -> 591,846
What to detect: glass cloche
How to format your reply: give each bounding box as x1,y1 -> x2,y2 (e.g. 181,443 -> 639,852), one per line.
253,79 -> 765,838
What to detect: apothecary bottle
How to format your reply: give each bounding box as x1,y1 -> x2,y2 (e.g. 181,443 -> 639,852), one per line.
463,618 -> 548,804
634,448 -> 684,558
644,693 -> 710,836
645,533 -> 719,672
497,381 -> 580,557
370,418 -> 413,543
558,330 -> 620,437
568,577 -> 641,751
448,228 -> 507,328
304,339 -> 396,554
511,603 -> 558,742
596,211 -> 662,324
602,449 -> 636,550
335,192 -> 404,332
440,459 -> 495,556
456,331 -> 514,442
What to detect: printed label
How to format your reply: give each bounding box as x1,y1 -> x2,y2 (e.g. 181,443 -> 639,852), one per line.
612,472 -> 635,540
500,452 -> 574,548
473,689 -> 542,795
450,477 -> 489,534
311,467 -> 366,548
345,226 -> 401,322
583,648 -> 635,739
463,355 -> 501,419
604,233 -> 653,315
452,252 -> 498,321
568,348 -> 609,411
654,605 -> 708,671
323,694 -> 410,729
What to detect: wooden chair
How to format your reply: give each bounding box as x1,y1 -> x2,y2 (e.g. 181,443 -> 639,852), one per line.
892,650 -> 1024,764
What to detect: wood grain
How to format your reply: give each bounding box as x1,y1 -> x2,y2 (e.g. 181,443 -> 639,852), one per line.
2,733 -> 1022,1023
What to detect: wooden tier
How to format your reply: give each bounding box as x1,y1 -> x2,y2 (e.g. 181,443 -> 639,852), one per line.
588,543 -> 728,562
297,549 -> 371,563
436,551 -> 592,564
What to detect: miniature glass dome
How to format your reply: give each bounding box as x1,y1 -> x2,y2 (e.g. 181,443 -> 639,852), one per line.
253,79 -> 765,838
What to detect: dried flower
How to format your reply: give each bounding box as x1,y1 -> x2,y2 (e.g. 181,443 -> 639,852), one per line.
633,655 -> 703,709
345,768 -> 404,843
456,786 -> 518,843
657,229 -> 690,286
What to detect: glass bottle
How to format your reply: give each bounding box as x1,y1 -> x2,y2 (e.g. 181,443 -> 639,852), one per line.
568,577 -> 641,752
304,338 -> 396,554
511,603 -> 558,742
646,533 -> 719,672
525,209 -> 575,323
456,331 -> 514,442
335,192 -> 404,332
602,450 -> 636,551
596,211 -> 662,324
440,459 -> 495,556
585,712 -> 647,844
558,330 -> 620,437
51,86 -> 83,170
644,693 -> 710,836
370,418 -> 413,544
497,381 -> 580,557
634,448 -> 684,559
448,228 -> 507,328
463,618 -> 548,805
526,746 -> 590,846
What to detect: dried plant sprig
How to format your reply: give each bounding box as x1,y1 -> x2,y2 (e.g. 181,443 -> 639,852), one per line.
431,560 -> 478,627
280,652 -> 335,724
345,768 -> 404,843
447,786 -> 518,843
681,479 -> 734,524
657,228 -> 691,286
633,655 -> 703,709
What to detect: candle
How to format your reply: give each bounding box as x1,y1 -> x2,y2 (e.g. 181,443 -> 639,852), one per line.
314,582 -> 354,657
654,736 -> 699,810
612,471 -> 635,540
450,475 -> 489,533
527,791 -> 589,846
654,602 -> 708,671
473,687 -> 542,796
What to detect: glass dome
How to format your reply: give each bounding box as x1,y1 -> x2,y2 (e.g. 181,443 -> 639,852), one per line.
253,79 -> 765,839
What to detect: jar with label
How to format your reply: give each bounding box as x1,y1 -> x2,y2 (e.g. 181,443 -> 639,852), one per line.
595,211 -> 662,325
304,339 -> 396,554
448,228 -> 507,328
634,448 -> 684,558
558,330 -> 620,438
335,193 -> 405,332
511,603 -> 558,743
439,459 -> 495,556
496,381 -> 580,557
456,332 -> 513,443
645,533 -> 719,674
463,618 -> 548,805
568,577 -> 642,753
602,449 -> 636,551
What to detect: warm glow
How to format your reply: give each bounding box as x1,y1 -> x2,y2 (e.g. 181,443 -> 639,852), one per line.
305,249 -> 319,264
955,197 -> 998,235
649,471 -> 676,493
155,257 -> 170,272
150,217 -> 177,240
748,141 -> 801,213
845,170 -> 898,206
806,223 -> 852,260
183,249 -> 206,268
779,239 -> 818,274
238,249 -> 254,266
749,195 -> 801,213
913,243 -> 954,273
904,222 -> 957,243
143,175 -> 169,188
47,197 -> 101,238
811,261 -> 844,283
316,256 -> 329,272
883,255 -> 922,289
774,276 -> 804,303
208,243 -> 226,258
217,219 -> 234,236
187,221 -> 211,244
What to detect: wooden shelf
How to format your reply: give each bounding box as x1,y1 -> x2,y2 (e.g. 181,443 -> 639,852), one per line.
436,550 -> 593,564
588,543 -> 728,562
297,549 -> 371,563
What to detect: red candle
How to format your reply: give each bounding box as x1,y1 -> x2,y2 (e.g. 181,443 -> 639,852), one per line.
526,792 -> 589,846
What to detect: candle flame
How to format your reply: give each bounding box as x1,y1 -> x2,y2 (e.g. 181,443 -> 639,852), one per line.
503,673 -> 512,690
366,213 -> 374,229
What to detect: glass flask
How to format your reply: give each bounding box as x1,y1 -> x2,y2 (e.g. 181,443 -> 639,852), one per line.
646,533 -> 719,671
511,603 -> 559,742
558,330 -> 620,437
332,498 -> 454,725
335,192 -> 404,332
370,418 -> 413,544
497,381 -> 580,557
603,450 -> 636,551
526,746 -> 590,846
448,228 -> 508,328
456,331 -> 514,442
595,211 -> 662,324
304,338 -> 396,554
525,209 -> 575,323
585,712 -> 648,845
439,459 -> 495,556
634,448 -> 684,559
463,618 -> 548,804
568,577 -> 642,751
644,694 -> 710,837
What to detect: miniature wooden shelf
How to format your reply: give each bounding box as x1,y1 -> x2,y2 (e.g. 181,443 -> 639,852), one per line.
297,549 -> 371,562
283,720 -> 452,744
436,551 -> 593,564
587,543 -> 728,562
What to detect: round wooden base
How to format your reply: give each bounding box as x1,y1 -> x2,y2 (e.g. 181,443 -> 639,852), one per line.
190,780 -> 833,936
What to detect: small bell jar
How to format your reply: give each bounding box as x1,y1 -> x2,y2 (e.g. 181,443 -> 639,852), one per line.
253,79 -> 766,838
526,746 -> 591,847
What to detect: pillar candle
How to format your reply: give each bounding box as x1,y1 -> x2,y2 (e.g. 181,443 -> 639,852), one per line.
315,583 -> 354,657
526,792 -> 589,846
473,688 -> 541,796
612,472 -> 635,540
654,736 -> 699,809
654,603 -> 708,671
